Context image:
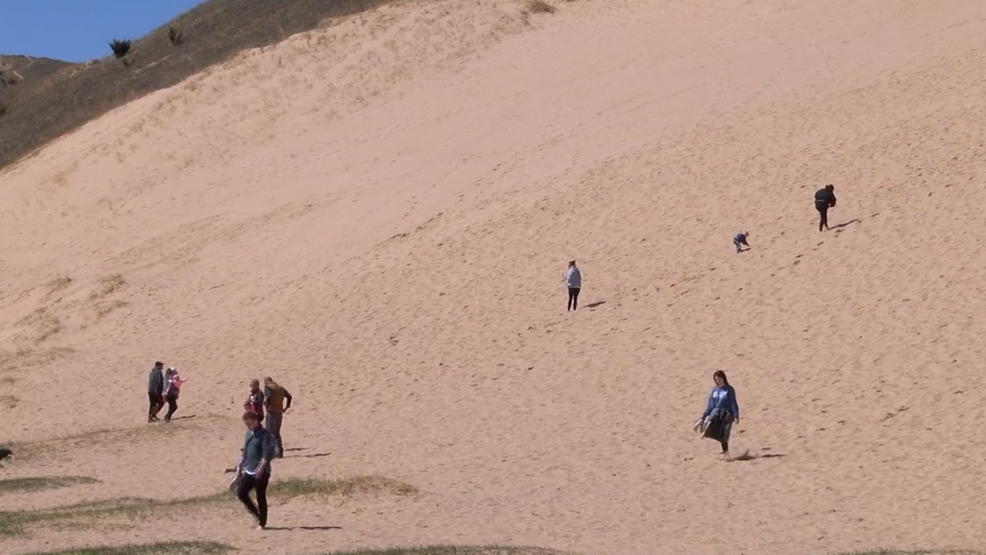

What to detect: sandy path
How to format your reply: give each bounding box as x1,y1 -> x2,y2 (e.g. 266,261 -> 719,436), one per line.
3,0 -> 986,554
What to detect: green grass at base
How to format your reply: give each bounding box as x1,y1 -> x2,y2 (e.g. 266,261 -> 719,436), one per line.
0,476 -> 98,494
24,541 -> 233,555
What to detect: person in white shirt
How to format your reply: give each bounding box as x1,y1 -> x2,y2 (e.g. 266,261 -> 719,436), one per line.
565,260 -> 582,311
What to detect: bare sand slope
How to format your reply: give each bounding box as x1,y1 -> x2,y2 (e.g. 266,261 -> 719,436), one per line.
3,0 -> 986,554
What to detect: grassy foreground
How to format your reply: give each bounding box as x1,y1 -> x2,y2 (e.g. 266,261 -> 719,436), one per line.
0,476 -> 98,494
24,542 -> 232,555
0,475 -> 414,536
317,548 -> 564,555
833,551 -> 981,555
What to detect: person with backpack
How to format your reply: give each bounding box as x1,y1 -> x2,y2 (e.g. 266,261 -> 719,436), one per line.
814,184 -> 837,232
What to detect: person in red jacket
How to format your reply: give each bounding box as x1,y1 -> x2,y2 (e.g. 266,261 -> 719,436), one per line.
244,379 -> 265,421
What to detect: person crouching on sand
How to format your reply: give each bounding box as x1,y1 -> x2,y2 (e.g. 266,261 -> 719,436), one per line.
733,231 -> 751,253
694,370 -> 740,459
235,411 -> 275,530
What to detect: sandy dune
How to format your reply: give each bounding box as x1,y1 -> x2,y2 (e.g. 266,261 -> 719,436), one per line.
3,0 -> 986,553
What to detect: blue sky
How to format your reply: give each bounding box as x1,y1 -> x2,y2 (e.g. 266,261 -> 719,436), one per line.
0,0 -> 206,62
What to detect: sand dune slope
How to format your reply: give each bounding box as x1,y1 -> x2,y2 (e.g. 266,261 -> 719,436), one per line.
3,1 -> 986,554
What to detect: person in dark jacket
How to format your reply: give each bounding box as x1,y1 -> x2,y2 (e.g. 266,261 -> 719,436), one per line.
147,362 -> 165,423
694,370 -> 740,459
235,411 -> 276,530
733,231 -> 751,253
814,184 -> 837,232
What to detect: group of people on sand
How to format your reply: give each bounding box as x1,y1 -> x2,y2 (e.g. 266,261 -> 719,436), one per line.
562,185 -> 841,460
146,361 -> 189,423
145,361 -> 294,530
233,377 -> 293,530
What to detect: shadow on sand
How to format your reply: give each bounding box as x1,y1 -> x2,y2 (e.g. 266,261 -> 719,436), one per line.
727,451 -> 787,462
264,525 -> 343,531
831,218 -> 861,230
285,452 -> 331,459
585,301 -> 606,309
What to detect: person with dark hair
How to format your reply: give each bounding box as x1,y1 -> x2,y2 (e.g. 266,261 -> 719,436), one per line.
814,184 -> 837,232
694,370 -> 740,459
263,377 -> 293,458
244,379 -> 265,421
147,362 -> 165,423
234,411 -> 275,530
565,260 -> 582,312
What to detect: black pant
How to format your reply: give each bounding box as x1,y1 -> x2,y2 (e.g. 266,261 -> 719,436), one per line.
236,473 -> 270,527
164,394 -> 178,422
816,202 -> 829,231
148,393 -> 163,420
567,287 -> 581,311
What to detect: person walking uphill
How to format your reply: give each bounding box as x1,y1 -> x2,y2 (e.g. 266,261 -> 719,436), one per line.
234,411 -> 275,530
565,260 -> 582,312
694,370 -> 740,459
147,362 -> 165,423
263,377 -> 293,458
814,184 -> 837,232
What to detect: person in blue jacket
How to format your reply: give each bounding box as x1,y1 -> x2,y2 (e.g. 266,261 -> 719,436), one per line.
694,370 -> 740,458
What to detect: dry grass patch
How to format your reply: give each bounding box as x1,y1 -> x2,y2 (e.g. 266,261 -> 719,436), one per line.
24,541 -> 232,555
89,274 -> 126,299
7,421 -> 192,462
0,476 -> 98,494
45,276 -> 73,297
318,547 -> 568,555
15,308 -> 64,343
0,475 -> 415,536
272,475 -> 417,498
526,1 -> 557,14
831,551 -> 981,555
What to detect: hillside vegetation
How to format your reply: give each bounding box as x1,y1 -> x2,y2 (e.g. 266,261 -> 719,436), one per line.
0,0 -> 393,168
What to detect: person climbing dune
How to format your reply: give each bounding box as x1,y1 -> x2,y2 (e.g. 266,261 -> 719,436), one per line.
814,184 -> 837,232
733,231 -> 751,253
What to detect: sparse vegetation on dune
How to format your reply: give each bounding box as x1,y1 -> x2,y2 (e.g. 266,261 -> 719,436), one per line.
108,39 -> 132,59
272,475 -> 418,498
24,541 -> 232,555
0,475 -> 415,535
0,0 -> 401,169
317,547 -> 568,555
168,26 -> 185,46
526,1 -> 557,14
830,551 -> 981,555
0,476 -> 98,494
